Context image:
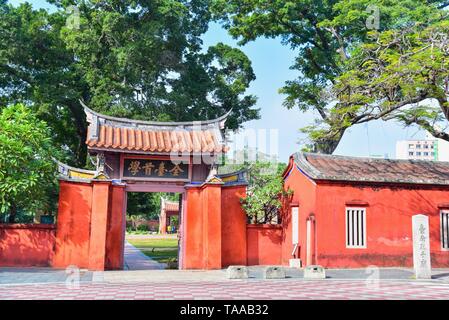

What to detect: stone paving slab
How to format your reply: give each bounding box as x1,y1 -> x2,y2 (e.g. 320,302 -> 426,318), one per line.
1,279 -> 449,300
1,266 -> 449,286
0,268 -> 93,285
124,241 -> 166,270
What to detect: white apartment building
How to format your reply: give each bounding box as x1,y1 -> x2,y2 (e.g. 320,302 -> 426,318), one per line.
396,133 -> 449,161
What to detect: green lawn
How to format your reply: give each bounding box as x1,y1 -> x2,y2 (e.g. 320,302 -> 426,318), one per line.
127,238 -> 178,266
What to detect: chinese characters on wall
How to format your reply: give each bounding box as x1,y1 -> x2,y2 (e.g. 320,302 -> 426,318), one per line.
123,158 -> 189,180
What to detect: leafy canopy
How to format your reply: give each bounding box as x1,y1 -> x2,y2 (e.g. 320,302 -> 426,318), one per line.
324,6 -> 449,143
0,0 -> 259,166
0,104 -> 57,222
212,0 -> 449,153
240,161 -> 291,224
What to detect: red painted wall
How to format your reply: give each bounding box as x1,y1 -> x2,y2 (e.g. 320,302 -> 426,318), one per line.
283,160 -> 449,269
183,183 -> 223,269
53,179 -> 126,270
0,224 -> 55,267
282,164 -> 316,265
105,184 -> 126,270
221,185 -> 247,266
246,224 -> 282,265
53,180 -> 92,269
183,187 -> 203,269
315,181 -> 449,268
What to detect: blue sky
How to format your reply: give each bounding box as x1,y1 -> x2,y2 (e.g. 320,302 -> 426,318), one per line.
11,0 -> 426,161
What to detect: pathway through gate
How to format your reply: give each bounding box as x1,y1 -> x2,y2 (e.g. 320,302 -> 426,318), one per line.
123,242 -> 166,270
53,103 -> 249,271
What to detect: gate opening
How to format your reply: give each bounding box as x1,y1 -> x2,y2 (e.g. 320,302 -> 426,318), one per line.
124,191 -> 182,270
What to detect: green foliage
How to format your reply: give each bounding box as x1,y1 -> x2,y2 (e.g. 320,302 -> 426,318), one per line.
0,0 -> 259,167
212,0 -> 449,152
240,161 -> 291,224
323,7 -> 449,143
127,192 -> 179,220
127,238 -> 178,268
0,104 -> 58,222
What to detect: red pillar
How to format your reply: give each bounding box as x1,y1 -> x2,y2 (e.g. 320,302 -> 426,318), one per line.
53,180 -> 93,269
105,184 -> 126,270
183,187 -> 202,269
202,183 -> 222,269
221,185 -> 247,267
88,181 -> 111,270
183,181 -> 223,269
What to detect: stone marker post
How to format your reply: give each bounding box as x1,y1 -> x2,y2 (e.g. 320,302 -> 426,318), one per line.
412,214 -> 432,279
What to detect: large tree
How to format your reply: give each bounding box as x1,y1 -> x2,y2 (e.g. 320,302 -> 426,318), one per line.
313,3 -> 449,144
212,0 -> 449,153
0,0 -> 259,166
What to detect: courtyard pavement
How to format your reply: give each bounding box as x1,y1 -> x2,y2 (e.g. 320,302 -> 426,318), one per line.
2,242 -> 449,299
124,241 -> 166,270
1,276 -> 449,300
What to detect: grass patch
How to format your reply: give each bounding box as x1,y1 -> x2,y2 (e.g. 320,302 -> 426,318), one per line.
139,249 -> 178,264
127,238 -> 178,249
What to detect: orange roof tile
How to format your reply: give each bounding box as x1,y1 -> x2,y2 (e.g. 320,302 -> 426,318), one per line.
83,102 -> 229,154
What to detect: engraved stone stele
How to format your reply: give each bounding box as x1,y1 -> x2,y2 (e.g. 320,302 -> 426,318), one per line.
289,258 -> 302,268
412,214 -> 432,279
263,266 -> 286,279
304,265 -> 326,279
226,266 -> 249,279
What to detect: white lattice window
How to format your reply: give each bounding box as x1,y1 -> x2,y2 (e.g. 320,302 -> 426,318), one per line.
441,210 -> 449,250
345,208 -> 367,248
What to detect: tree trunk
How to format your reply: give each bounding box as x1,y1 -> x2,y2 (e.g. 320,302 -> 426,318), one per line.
8,203 -> 17,223
313,128 -> 346,154
66,100 -> 88,167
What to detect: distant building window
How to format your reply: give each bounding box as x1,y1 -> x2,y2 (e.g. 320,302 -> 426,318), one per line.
431,152 -> 435,156
416,152 -> 421,156
409,144 -> 414,148
424,144 -> 429,149
424,152 -> 429,156
409,152 -> 414,156
416,144 -> 421,149
441,211 -> 449,250
431,145 -> 434,149
346,208 -> 366,248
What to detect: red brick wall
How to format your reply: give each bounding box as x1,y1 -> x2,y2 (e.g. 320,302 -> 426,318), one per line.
53,180 -> 126,270
246,224 -> 282,265
221,185 -> 247,267
53,180 -> 93,269
282,163 -> 317,265
0,224 -> 55,267
283,159 -> 449,269
315,182 -> 449,268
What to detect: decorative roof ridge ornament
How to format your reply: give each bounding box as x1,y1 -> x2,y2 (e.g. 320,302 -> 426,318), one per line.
80,99 -> 232,128
205,163 -> 224,184
54,158 -> 109,181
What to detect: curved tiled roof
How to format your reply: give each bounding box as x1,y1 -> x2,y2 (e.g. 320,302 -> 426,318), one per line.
290,152 -> 449,185
163,200 -> 179,213
82,101 -> 229,154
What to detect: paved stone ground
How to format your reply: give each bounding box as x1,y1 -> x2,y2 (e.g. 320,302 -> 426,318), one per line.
1,278 -> 449,300
0,268 -> 93,285
124,241 -> 166,270
2,267 -> 449,286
